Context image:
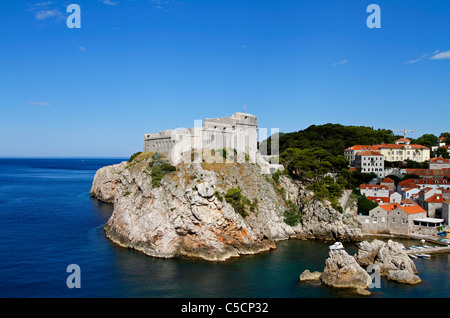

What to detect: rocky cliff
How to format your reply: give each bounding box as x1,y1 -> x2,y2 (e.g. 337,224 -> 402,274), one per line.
90,152 -> 362,261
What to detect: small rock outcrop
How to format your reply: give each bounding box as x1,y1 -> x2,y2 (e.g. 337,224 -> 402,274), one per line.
374,240 -> 418,275
320,250 -> 372,291
354,239 -> 421,285
299,269 -> 322,281
353,239 -> 385,266
387,270 -> 421,285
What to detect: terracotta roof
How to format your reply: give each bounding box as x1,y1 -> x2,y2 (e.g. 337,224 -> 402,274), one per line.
399,183 -> 420,189
401,199 -> 418,206
345,145 -> 378,151
367,196 -> 390,203
399,179 -> 450,186
372,143 -> 428,150
360,184 -> 389,190
381,203 -> 400,212
396,138 -> 411,143
381,177 -> 395,183
430,157 -> 450,163
405,168 -> 450,176
399,205 -> 427,214
356,151 -> 383,156
426,194 -> 444,203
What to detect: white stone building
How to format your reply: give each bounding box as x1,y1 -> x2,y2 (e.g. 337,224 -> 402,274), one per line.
354,151 -> 385,178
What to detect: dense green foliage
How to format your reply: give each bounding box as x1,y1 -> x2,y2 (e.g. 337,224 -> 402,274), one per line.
355,190 -> 379,215
283,203 -> 303,226
410,134 -> 439,149
274,124 -> 399,156
267,124 -> 400,209
436,147 -> 449,159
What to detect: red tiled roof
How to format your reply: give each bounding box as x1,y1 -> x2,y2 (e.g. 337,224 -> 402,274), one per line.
399,179 -> 449,186
367,196 -> 391,203
381,177 -> 395,183
401,199 -> 418,206
399,205 -> 427,214
381,203 -> 400,212
356,151 -> 383,156
396,138 -> 411,143
360,184 -> 389,190
426,194 -> 444,203
345,145 -> 378,151
430,157 -> 450,163
372,143 -> 428,150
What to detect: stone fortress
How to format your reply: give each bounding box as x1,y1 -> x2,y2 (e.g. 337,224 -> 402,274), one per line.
144,112 -> 281,173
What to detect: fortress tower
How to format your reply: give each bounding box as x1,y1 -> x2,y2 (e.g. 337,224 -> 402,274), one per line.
144,112 -> 258,162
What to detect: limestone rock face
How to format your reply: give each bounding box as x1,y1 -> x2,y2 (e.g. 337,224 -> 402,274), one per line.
90,154 -> 362,261
90,162 -> 127,203
299,269 -> 322,281
374,240 -> 418,275
353,239 -> 386,266
354,239 -> 421,285
320,250 -> 372,290
387,270 -> 421,285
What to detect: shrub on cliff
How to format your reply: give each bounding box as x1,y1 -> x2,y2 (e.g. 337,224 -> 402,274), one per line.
148,154 -> 176,188
224,188 -> 256,218
128,152 -> 142,163
283,202 -> 302,226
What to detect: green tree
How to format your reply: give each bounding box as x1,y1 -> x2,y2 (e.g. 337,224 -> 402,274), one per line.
357,195 -> 378,215
436,146 -> 449,159
414,134 -> 439,149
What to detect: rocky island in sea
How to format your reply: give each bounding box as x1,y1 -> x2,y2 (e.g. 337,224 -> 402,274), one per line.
90,150 -> 362,261
89,112 -> 363,261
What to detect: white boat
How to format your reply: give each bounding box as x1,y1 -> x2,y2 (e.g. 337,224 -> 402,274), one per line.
329,242 -> 344,251
409,254 -> 418,259
416,254 -> 431,258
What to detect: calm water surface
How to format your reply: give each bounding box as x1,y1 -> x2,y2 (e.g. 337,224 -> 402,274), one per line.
0,158 -> 448,298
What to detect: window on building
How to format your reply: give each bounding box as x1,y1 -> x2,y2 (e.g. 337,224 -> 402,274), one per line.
392,217 -> 395,223
373,217 -> 377,224
402,219 -> 406,224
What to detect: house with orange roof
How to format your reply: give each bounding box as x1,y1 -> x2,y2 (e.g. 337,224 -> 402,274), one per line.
344,145 -> 379,165
354,151 -> 385,178
429,157 -> 450,170
398,178 -> 450,191
360,184 -> 389,198
424,193 -> 445,218
344,139 -> 430,165
398,187 -> 421,201
401,198 -> 418,206
381,177 -> 395,191
359,203 -> 428,235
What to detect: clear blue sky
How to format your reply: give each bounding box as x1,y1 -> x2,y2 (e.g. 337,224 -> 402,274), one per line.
1,0 -> 449,157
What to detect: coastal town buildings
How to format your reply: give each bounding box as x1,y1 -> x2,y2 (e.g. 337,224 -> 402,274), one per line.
381,177 -> 395,192
359,203 -> 428,235
360,184 -> 389,198
429,157 -> 450,170
345,138 -> 430,165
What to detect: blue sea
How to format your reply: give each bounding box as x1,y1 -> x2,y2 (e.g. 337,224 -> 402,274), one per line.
0,158 -> 449,298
